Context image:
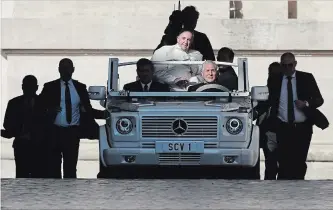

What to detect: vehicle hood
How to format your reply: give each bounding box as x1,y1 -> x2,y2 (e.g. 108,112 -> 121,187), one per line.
109,100 -> 251,112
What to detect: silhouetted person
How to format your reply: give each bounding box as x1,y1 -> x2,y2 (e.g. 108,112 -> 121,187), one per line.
182,6 -> 215,61
216,47 -> 238,91
268,62 -> 281,75
257,62 -> 282,180
261,52 -> 324,180
155,10 -> 183,52
123,58 -> 170,92
1,75 -> 40,178
39,58 -> 105,178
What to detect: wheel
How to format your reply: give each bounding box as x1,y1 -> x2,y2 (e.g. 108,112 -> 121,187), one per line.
96,158 -> 125,178
97,160 -> 150,179
239,154 -> 261,180
96,159 -> 109,178
97,162 -> 126,179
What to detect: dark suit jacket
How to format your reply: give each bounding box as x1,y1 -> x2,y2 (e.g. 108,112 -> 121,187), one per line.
302,107 -> 329,130
191,30 -> 215,61
2,95 -> 42,148
123,81 -> 170,92
38,79 -> 102,140
217,66 -> 238,91
256,70 -> 325,132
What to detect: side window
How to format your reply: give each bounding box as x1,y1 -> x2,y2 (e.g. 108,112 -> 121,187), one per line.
288,0 -> 297,19
229,1 -> 243,19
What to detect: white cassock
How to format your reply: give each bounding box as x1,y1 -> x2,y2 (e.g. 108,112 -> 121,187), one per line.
151,44 -> 203,90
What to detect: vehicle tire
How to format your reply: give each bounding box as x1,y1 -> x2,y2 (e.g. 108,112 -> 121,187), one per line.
97,160 -> 142,179
97,162 -> 125,178
97,159 -> 109,178
96,158 -> 125,178
239,154 -> 261,180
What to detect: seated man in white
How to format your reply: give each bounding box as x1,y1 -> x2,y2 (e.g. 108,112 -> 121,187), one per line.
188,60 -> 218,91
151,29 -> 203,90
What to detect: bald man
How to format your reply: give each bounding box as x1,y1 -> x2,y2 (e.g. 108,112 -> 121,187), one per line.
262,52 -> 324,180
38,58 -> 106,179
188,60 -> 218,91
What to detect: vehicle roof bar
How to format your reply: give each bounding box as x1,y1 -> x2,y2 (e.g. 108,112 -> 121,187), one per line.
118,61 -> 238,67
109,91 -> 249,97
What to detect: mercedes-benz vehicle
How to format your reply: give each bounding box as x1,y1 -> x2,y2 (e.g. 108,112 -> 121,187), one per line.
88,58 -> 269,179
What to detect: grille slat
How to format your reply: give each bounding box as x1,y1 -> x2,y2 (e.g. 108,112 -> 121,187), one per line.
141,116 -> 218,138
159,153 -> 201,165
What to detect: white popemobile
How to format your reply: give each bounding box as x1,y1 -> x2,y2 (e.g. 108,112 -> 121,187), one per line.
88,58 -> 269,179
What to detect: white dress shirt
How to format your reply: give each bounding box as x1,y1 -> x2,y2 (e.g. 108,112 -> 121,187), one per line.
54,79 -> 81,127
278,72 -> 307,123
141,81 -> 152,91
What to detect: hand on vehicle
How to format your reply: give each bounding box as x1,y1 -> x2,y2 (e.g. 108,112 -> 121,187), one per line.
175,79 -> 189,88
1,129 -> 14,138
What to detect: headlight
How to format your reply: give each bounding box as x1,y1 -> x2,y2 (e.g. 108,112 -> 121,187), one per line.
116,117 -> 133,134
226,117 -> 243,135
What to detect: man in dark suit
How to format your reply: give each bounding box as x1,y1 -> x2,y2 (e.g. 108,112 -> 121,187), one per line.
256,61 -> 282,180
216,47 -> 238,91
38,58 -> 106,178
261,52 -> 324,180
1,75 -> 41,178
123,58 -> 170,92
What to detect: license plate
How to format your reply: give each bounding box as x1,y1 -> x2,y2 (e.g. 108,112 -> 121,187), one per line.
155,141 -> 204,153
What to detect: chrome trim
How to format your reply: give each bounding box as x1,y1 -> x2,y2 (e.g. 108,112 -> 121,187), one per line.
141,116 -> 218,138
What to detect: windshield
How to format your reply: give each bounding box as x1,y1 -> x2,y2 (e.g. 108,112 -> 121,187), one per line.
107,58 -> 249,96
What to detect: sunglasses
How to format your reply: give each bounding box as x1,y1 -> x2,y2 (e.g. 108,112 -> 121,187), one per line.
281,63 -> 294,67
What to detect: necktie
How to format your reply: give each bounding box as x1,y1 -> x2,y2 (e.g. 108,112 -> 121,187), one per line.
287,76 -> 295,123
144,84 -> 148,92
65,82 -> 72,124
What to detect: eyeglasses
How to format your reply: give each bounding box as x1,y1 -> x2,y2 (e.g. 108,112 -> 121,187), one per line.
281,63 -> 294,67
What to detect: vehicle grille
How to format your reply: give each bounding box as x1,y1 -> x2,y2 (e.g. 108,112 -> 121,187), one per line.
141,116 -> 218,138
158,153 -> 201,165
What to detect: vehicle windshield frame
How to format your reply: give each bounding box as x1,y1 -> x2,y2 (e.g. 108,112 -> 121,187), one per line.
107,58 -> 250,99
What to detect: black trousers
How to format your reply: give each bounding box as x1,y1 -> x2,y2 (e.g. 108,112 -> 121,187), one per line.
47,125 -> 80,178
262,143 -> 278,180
13,143 -> 34,178
276,120 -> 312,180
259,124 -> 278,180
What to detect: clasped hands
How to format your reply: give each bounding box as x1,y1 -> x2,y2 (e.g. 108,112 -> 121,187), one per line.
175,78 -> 189,89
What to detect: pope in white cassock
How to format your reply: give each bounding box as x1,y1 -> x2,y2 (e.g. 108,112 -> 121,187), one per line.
151,29 -> 203,90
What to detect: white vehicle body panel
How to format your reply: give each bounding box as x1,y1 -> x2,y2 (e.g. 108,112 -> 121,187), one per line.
90,57 -> 268,169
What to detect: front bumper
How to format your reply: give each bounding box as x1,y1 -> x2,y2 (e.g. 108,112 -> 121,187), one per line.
102,147 -> 258,167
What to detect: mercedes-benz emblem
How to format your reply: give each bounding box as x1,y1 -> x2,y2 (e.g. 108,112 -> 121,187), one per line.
172,119 -> 188,135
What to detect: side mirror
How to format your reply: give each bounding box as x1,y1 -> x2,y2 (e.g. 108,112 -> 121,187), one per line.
251,86 -> 269,101
88,86 -> 106,100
